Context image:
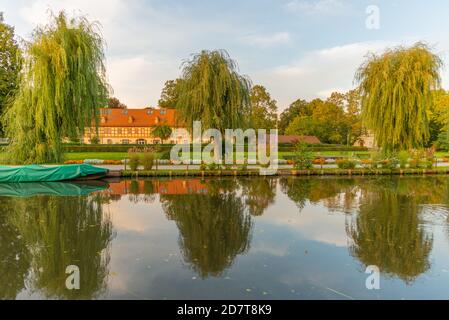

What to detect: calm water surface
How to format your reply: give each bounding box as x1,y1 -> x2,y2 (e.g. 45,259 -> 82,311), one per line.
1,176 -> 449,300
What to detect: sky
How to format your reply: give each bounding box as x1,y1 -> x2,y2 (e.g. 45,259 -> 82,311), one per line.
1,0 -> 449,111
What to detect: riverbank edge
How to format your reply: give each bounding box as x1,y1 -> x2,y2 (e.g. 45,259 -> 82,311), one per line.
115,167 -> 449,178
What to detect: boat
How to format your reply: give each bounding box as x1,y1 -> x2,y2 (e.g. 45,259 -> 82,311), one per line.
0,181 -> 109,197
0,164 -> 109,183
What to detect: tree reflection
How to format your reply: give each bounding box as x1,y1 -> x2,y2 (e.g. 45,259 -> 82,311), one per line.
280,177 -> 357,212
347,182 -> 433,283
161,187 -> 253,278
239,178 -> 276,216
7,194 -> 114,299
0,198 -> 30,299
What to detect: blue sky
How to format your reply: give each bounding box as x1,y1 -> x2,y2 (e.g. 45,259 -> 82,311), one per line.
1,0 -> 449,111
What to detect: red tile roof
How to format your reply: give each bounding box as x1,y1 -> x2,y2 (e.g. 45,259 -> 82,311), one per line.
99,108 -> 178,127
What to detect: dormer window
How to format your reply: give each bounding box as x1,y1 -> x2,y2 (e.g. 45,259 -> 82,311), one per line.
160,109 -> 166,115
146,109 -> 153,115
122,109 -> 128,115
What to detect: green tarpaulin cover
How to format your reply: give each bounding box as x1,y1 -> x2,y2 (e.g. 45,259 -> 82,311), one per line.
0,182 -> 108,197
0,164 -> 108,183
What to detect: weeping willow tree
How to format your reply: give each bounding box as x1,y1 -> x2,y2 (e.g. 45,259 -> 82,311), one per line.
355,43 -> 443,153
2,12 -> 108,164
176,50 -> 252,132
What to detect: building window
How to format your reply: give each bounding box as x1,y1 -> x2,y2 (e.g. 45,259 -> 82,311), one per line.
122,139 -> 130,145
137,139 -> 146,145
107,139 -> 113,144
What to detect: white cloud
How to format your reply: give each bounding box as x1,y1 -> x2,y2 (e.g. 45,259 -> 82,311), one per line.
107,55 -> 178,107
19,0 -> 126,26
285,0 -> 345,15
243,32 -> 291,48
254,40 -> 395,109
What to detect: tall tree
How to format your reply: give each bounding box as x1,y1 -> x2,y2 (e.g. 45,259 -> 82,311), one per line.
278,99 -> 311,134
0,13 -> 21,136
158,79 -> 182,109
107,97 -> 127,109
176,50 -> 251,133
152,124 -> 173,143
356,43 -> 443,153
249,85 -> 278,130
2,12 -> 109,164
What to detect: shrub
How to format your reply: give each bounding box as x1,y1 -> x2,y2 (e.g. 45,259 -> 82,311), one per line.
293,142 -> 314,170
128,153 -> 140,171
208,163 -> 218,171
379,157 -> 399,170
336,158 -> 357,169
90,136 -> 100,145
200,163 -> 207,171
370,152 -> 382,169
398,151 -> 409,169
141,152 -> 154,171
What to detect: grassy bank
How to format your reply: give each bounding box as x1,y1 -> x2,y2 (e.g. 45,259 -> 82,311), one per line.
119,167 -> 449,177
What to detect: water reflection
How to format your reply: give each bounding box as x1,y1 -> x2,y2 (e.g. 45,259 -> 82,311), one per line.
0,198 -> 30,299
347,188 -> 433,283
2,176 -> 449,299
161,183 -> 253,278
1,187 -> 114,299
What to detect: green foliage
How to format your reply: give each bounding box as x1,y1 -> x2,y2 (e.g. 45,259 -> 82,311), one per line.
107,97 -> 127,109
356,43 -> 443,153
0,13 -> 22,136
437,131 -> 449,151
336,158 -> 357,169
176,50 -> 251,132
158,79 -> 182,108
293,141 -> 314,170
279,99 -> 311,134
141,152 -> 154,171
90,136 -> 100,145
128,153 -> 140,171
398,151 -> 410,169
249,85 -> 278,130
2,12 -> 108,164
284,93 -> 363,145
207,162 -> 218,171
152,124 -> 172,143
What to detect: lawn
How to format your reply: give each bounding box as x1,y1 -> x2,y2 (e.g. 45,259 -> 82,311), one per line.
1,150 -> 448,165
